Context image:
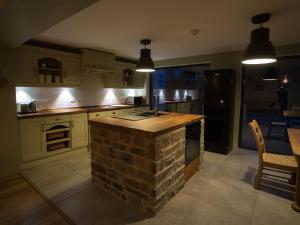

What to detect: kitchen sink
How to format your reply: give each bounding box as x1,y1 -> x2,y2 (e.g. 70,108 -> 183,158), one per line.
138,111 -> 170,117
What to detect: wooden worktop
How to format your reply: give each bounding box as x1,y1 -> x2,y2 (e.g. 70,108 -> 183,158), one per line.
17,108 -> 87,119
89,113 -> 204,136
17,105 -> 149,119
159,99 -> 200,104
288,128 -> 300,156
284,111 -> 300,118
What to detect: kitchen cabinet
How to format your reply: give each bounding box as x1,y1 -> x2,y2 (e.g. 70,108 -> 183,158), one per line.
177,102 -> 187,113
62,56 -> 81,85
103,61 -> 145,88
71,113 -> 88,149
19,113 -> 89,167
165,103 -> 177,112
14,49 -> 39,84
89,110 -> 119,120
15,45 -> 81,86
19,118 -> 45,162
81,49 -> 115,72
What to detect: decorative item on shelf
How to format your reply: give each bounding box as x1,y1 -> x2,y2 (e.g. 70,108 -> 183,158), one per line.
262,66 -> 277,81
242,13 -> 276,65
122,68 -> 134,86
136,39 -> 155,72
37,57 -> 62,83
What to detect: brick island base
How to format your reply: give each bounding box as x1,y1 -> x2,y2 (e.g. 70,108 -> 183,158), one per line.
90,117 -> 204,215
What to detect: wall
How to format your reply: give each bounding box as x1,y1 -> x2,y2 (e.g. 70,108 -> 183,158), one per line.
155,43 -> 300,152
16,73 -> 146,110
0,48 -> 20,178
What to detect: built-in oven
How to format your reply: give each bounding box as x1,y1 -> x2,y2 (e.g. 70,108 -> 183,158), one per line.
185,121 -> 201,181
42,121 -> 71,154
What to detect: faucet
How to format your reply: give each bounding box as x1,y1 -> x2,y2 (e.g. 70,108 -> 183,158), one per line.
154,94 -> 159,110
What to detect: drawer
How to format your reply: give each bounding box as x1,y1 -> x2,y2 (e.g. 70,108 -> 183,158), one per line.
45,114 -> 71,124
89,110 -> 119,119
135,106 -> 150,112
119,108 -> 135,115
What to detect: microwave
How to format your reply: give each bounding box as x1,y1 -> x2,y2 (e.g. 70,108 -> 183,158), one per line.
125,96 -> 144,105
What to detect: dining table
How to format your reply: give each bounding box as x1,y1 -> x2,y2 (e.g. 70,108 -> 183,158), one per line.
287,128 -> 300,212
283,110 -> 300,118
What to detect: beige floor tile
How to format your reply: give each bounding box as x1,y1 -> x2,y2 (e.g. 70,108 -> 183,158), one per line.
181,173 -> 209,197
183,198 -> 252,225
252,191 -> 300,225
22,161 -> 90,203
196,178 -> 258,220
57,185 -> 147,225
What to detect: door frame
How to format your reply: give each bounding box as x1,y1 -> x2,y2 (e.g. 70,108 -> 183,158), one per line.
238,55 -> 300,150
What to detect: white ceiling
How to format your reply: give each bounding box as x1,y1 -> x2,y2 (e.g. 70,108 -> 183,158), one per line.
0,0 -> 97,47
36,0 -> 300,60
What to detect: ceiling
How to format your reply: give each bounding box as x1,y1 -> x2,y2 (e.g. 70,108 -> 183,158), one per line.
36,0 -> 300,60
0,0 -> 98,47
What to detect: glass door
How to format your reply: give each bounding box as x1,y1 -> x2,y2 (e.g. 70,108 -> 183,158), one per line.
239,56 -> 300,155
150,64 -> 210,114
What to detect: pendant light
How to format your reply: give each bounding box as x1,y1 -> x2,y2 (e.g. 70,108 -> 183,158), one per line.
242,13 -> 276,65
262,66 -> 277,81
136,39 -> 155,72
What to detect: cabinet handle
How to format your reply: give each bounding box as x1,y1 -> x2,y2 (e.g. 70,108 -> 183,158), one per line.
71,120 -> 74,128
96,114 -> 99,116
55,118 -> 60,121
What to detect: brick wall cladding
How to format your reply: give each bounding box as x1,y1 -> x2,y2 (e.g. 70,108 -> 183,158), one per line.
90,124 -> 187,215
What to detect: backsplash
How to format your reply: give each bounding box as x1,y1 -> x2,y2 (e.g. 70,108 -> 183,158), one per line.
16,73 -> 146,110
153,89 -> 199,102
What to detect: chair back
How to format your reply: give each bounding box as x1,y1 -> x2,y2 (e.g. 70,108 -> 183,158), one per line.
293,105 -> 300,111
249,120 -> 266,159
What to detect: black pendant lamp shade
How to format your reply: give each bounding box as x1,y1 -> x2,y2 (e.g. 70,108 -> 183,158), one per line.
242,13 -> 276,65
136,39 -> 155,72
262,66 -> 277,81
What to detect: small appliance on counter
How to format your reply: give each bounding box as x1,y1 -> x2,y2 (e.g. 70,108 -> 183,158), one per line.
185,95 -> 192,101
125,96 -> 145,105
17,101 -> 38,114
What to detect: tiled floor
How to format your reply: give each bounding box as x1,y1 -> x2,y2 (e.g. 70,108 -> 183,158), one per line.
22,148 -> 300,225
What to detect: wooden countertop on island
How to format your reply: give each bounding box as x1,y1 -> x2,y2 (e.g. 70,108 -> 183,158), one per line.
89,113 -> 204,137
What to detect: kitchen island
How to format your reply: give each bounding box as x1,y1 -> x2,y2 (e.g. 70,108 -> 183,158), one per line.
89,112 -> 205,215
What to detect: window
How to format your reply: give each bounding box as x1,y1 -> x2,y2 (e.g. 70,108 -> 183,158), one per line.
239,56 -> 300,155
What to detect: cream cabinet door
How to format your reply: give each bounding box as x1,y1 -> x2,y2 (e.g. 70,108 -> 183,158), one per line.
177,103 -> 186,113
89,110 -> 119,119
15,49 -> 39,84
119,108 -> 135,115
71,113 -> 88,149
62,56 -> 81,86
19,118 -> 45,162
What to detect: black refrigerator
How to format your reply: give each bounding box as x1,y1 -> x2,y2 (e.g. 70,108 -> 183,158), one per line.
203,69 -> 235,154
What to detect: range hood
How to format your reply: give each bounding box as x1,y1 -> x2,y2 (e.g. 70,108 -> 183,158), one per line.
81,49 -> 116,75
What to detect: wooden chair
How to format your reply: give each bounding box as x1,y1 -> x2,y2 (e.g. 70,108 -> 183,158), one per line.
249,120 -> 298,191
